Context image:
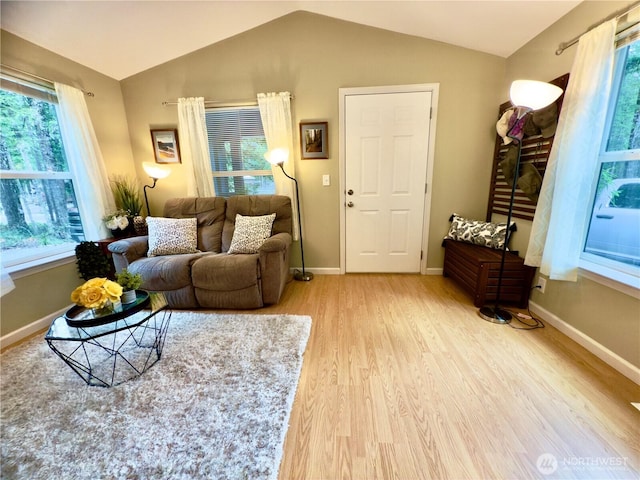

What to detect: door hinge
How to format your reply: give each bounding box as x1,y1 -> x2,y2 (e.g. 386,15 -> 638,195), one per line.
425,183 -> 428,194
430,107 -> 433,119
420,250 -> 423,260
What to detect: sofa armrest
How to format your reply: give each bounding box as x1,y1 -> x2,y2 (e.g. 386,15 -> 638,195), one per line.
108,236 -> 149,271
259,232 -> 292,304
259,232 -> 292,253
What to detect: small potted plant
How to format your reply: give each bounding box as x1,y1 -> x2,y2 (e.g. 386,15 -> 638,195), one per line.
103,209 -> 134,238
110,175 -> 147,236
115,269 -> 143,304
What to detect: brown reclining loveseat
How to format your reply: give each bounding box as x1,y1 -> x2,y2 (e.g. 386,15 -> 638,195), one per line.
108,195 -> 292,309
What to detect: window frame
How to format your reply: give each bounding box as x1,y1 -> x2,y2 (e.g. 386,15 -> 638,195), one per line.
579,38 -> 640,295
0,75 -> 84,272
205,105 -> 275,197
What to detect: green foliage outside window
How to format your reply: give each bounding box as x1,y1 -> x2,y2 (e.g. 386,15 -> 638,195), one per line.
584,39 -> 640,272
0,88 -> 81,253
218,136 -> 273,196
206,107 -> 275,198
607,41 -> 640,152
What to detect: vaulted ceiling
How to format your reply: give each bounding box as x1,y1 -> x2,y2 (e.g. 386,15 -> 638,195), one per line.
1,1 -> 582,80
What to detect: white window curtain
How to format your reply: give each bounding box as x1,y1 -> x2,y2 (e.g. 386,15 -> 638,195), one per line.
524,20 -> 617,281
55,82 -> 114,241
177,97 -> 215,197
257,92 -> 299,239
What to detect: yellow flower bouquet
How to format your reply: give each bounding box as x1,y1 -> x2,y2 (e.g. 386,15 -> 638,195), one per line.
71,277 -> 123,310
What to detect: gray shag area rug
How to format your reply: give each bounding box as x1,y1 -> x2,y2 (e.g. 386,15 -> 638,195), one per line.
1,312 -> 311,480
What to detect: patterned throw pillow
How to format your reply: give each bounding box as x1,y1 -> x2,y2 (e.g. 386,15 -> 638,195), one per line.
445,213 -> 514,250
146,217 -> 198,257
228,213 -> 276,254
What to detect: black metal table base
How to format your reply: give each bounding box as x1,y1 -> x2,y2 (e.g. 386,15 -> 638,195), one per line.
47,310 -> 171,387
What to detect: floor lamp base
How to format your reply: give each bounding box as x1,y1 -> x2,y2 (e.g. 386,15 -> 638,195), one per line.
478,306 -> 512,324
293,270 -> 314,282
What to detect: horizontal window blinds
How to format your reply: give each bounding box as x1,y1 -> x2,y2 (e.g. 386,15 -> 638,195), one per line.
205,107 -> 265,173
616,7 -> 640,49
0,73 -> 57,104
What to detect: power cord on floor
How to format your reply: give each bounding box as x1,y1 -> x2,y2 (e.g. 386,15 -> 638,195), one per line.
505,285 -> 546,330
507,310 -> 545,330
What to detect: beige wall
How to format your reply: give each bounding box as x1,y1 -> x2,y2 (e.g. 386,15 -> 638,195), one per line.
504,1 -> 640,368
120,11 -> 505,269
1,263 -> 80,336
0,31 -> 135,337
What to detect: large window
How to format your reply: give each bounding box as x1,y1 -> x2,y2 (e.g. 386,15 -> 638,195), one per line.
205,106 -> 274,197
0,77 -> 84,268
582,39 -> 640,281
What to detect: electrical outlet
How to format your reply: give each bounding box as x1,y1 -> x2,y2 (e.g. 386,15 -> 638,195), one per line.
537,277 -> 547,294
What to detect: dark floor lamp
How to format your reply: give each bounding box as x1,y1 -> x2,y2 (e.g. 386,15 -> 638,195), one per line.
142,162 -> 171,216
267,148 -> 313,282
479,80 -> 563,324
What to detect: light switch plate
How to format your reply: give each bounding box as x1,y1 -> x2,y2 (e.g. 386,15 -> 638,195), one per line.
322,174 -> 330,186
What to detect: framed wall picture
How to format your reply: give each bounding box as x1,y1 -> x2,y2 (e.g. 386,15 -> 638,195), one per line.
150,129 -> 181,164
300,122 -> 328,159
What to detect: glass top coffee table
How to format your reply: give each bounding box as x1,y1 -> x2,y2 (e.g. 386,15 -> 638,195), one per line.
45,291 -> 171,387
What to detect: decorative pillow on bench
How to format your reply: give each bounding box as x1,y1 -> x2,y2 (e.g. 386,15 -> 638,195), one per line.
228,213 -> 276,254
146,217 -> 198,256
444,213 -> 516,250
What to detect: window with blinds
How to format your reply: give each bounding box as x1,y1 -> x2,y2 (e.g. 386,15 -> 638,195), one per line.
205,106 -> 274,197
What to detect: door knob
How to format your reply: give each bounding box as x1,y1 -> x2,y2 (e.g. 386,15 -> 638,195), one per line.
347,189 -> 354,195
347,201 -> 354,207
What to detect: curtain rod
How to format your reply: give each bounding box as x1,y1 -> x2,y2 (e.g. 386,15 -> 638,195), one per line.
556,1 -> 640,55
0,63 -> 95,97
162,94 -> 294,107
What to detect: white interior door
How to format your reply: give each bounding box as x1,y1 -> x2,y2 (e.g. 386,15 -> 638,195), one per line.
344,91 -> 432,272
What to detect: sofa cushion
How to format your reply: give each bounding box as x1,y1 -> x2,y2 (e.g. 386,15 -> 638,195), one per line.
163,197 -> 227,253
222,195 -> 293,252
127,253 -> 207,291
192,253 -> 260,290
228,213 -> 276,254
192,254 -> 263,308
147,217 -> 198,256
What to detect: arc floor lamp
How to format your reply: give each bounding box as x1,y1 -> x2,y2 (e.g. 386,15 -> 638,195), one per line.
266,148 -> 313,282
142,162 -> 171,216
479,80 -> 563,324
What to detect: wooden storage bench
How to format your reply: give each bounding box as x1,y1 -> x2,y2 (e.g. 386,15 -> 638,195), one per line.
442,239 -> 536,308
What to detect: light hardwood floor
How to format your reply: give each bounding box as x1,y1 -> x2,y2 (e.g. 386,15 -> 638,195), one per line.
254,274 -> 639,480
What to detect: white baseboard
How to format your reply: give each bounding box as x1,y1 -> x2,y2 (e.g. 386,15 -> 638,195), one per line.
295,268 -> 444,276
0,305 -> 69,351
426,268 -> 443,275
529,301 -> 640,386
291,267 -> 341,275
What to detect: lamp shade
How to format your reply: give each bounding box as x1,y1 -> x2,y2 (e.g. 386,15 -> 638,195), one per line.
510,80 -> 563,111
143,162 -> 171,180
264,148 -> 289,166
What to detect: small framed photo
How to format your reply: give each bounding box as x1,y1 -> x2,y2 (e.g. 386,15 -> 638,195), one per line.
300,122 -> 328,159
151,129 -> 181,164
